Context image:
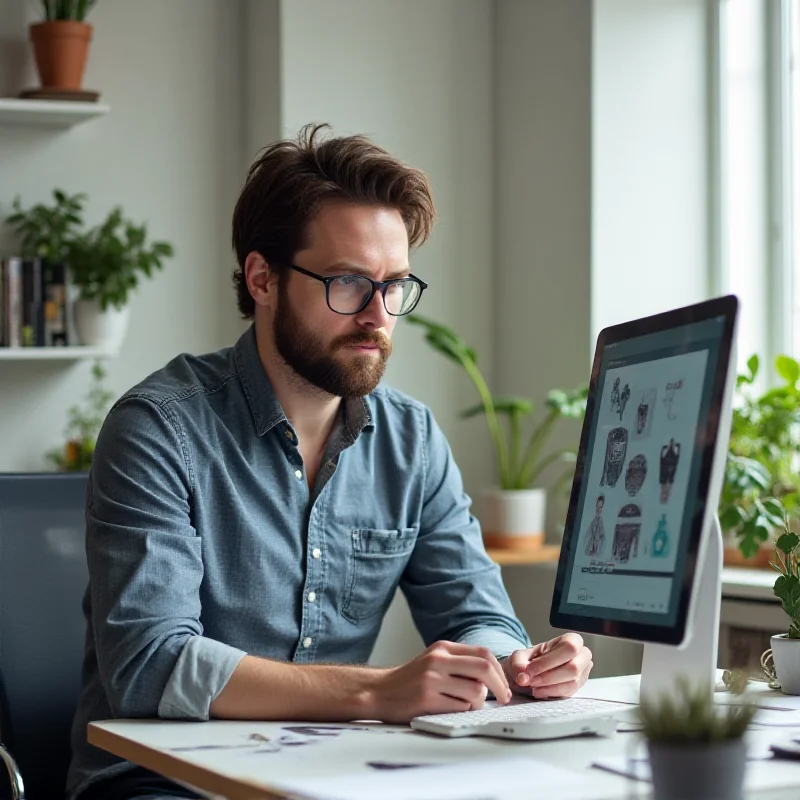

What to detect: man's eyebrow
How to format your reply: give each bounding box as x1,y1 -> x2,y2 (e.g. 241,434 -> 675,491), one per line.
323,262 -> 411,280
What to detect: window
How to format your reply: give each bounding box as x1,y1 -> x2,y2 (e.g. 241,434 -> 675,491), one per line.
718,0 -> 797,375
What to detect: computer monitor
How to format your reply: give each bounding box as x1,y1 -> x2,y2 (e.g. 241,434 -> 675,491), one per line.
550,295 -> 739,701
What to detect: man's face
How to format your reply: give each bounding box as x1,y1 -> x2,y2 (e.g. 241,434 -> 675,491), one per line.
596,499 -> 604,514
271,201 -> 408,398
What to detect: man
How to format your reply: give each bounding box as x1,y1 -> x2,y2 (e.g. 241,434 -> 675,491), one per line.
67,124 -> 593,800
583,495 -> 606,557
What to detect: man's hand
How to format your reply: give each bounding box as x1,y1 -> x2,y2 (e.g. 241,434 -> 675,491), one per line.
503,633 -> 592,699
369,641 -> 513,723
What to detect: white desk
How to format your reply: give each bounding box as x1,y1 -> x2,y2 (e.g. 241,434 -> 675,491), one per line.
88,675 -> 800,800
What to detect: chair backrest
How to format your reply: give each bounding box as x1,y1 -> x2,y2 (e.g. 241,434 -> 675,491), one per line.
0,473 -> 89,800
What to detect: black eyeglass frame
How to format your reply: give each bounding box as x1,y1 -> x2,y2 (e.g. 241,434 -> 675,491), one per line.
281,263 -> 428,316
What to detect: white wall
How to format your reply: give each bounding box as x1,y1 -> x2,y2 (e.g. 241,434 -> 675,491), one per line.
0,0 -> 244,470
493,0 -> 640,678
592,0 -> 711,342
494,0 -> 593,530
278,0 -> 497,501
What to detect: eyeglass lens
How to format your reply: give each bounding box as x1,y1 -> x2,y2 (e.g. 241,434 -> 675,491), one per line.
328,276 -> 421,315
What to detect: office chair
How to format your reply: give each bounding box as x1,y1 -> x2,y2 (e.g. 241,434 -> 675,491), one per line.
0,473 -> 90,800
0,674 -> 24,799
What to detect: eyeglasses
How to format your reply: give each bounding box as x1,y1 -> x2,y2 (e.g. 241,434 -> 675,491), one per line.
283,263 -> 427,316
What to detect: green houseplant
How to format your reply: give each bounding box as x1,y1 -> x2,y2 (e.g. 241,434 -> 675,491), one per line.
407,314 -> 587,548
39,0 -> 97,19
765,515 -> 800,694
68,206 -> 174,311
5,189 -> 86,260
68,206 -> 174,348
30,1 -> 98,92
6,190 -> 174,350
719,354 -> 800,560
638,677 -> 755,800
47,361 -> 114,471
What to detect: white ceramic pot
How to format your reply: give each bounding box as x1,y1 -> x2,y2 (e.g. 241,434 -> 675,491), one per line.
479,487 -> 546,549
73,298 -> 129,351
771,634 -> 800,694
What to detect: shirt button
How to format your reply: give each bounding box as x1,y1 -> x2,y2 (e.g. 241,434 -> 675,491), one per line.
307,592 -> 316,603
294,469 -> 303,479
285,429 -> 294,440
312,548 -> 321,559
303,637 -> 312,648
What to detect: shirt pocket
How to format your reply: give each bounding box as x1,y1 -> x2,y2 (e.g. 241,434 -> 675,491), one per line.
341,527 -> 417,623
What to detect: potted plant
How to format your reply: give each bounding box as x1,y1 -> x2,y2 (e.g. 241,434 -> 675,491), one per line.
47,361 -> 114,471
6,190 -> 175,351
407,315 -> 587,549
29,1 -> 97,91
5,189 -> 85,261
638,677 -> 755,800
719,354 -> 800,564
766,514 -> 800,694
67,207 -> 174,349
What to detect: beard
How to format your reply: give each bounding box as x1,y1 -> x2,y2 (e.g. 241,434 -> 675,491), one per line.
273,280 -> 393,397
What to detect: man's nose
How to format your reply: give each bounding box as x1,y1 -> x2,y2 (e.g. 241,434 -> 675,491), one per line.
356,287 -> 390,328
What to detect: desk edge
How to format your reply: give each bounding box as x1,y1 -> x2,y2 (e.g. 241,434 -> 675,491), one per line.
87,723 -> 284,800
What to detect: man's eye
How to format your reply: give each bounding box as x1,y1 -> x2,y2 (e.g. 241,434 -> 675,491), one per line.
335,276 -> 360,286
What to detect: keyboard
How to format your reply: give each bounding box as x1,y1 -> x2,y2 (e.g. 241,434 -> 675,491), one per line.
410,697 -> 629,740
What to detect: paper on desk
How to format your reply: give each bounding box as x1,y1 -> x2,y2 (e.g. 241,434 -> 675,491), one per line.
715,686 -> 800,711
750,709 -> 800,727
271,756 -> 626,800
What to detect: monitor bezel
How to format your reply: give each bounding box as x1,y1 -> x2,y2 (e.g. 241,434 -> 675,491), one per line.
549,295 -> 738,645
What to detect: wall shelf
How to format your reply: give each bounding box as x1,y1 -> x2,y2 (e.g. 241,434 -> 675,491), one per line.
0,346 -> 114,361
0,98 -> 109,128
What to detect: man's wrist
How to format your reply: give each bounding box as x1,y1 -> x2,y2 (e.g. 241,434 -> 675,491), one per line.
351,665 -> 388,720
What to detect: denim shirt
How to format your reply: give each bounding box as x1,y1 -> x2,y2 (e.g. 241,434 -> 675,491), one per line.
67,326 -> 530,798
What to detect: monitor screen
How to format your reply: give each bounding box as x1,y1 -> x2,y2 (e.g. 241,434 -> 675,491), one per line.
550,296 -> 737,645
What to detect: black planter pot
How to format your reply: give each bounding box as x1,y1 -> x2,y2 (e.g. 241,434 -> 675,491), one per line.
648,738 -> 746,800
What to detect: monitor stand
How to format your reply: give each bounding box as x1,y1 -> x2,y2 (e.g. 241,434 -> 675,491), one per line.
639,514 -> 723,704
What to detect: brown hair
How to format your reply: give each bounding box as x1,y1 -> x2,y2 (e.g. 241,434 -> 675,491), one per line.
231,123 -> 436,318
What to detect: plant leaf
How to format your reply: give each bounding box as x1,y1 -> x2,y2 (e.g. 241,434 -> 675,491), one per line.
775,355 -> 800,387
461,396 -> 534,419
776,531 -> 800,556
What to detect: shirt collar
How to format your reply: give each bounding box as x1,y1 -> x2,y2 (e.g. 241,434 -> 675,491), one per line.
234,325 -> 374,438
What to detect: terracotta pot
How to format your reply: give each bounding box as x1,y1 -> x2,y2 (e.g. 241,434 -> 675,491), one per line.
30,21 -> 92,89
722,542 -> 773,569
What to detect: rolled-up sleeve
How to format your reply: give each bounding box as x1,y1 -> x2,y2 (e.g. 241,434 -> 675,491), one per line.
87,396 -> 245,721
400,407 -> 531,659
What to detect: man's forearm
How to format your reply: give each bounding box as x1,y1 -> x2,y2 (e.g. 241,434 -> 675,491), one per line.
209,655 -> 382,721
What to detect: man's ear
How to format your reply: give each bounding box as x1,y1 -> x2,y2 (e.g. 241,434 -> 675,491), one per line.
244,252 -> 278,310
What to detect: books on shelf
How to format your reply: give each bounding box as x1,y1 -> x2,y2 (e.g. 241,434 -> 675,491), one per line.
0,256 -> 69,348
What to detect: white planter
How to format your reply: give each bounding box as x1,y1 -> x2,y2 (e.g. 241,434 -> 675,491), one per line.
771,634 -> 800,694
73,298 -> 129,351
479,487 -> 546,549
